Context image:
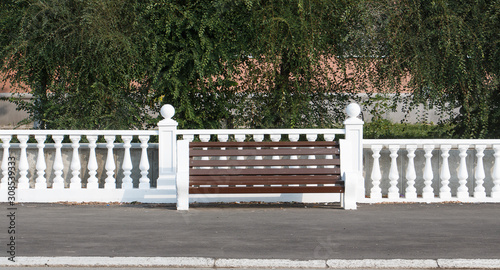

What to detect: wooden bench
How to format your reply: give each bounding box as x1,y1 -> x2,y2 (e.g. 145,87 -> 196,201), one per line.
176,140 -> 347,209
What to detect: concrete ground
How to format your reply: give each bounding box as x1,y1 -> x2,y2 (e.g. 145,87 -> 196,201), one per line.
1,202 -> 499,268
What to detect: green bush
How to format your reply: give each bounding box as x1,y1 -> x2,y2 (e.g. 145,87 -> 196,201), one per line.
364,119 -> 456,139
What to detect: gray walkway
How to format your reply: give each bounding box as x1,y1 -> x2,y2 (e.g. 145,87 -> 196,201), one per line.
1,202 -> 499,260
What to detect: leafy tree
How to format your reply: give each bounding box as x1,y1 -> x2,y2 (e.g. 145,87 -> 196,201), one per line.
140,0 -> 365,129
364,0 -> 500,138
138,0 -> 251,129
234,0 -> 364,128
0,0 -> 152,129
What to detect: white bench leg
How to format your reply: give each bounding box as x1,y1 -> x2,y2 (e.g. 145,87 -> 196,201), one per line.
343,171 -> 358,210
176,140 -> 190,210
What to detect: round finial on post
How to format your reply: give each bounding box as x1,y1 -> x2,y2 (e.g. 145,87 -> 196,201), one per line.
160,104 -> 175,120
346,103 -> 361,119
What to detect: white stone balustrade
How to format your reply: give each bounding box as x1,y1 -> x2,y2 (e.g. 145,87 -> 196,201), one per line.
0,130 -> 158,202
2,103 -> 500,205
364,140 -> 500,203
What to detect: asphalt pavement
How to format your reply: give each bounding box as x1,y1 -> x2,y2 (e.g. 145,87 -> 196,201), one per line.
1,202 -> 499,268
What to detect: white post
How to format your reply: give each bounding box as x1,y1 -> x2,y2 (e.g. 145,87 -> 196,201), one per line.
121,136 -> 133,189
157,104 -> 178,190
176,139 -> 190,210
422,145 -> 435,200
491,145 -> 500,199
342,103 -> 364,209
0,135 -> 11,189
439,145 -> 452,200
370,145 -> 382,200
69,135 -> 82,189
34,135 -> 47,189
86,135 -> 99,189
405,145 -> 417,199
457,145 -> 470,199
52,135 -> 65,189
473,144 -> 486,199
104,135 -> 116,189
17,135 -> 30,189
138,135 -> 151,189
388,145 -> 400,199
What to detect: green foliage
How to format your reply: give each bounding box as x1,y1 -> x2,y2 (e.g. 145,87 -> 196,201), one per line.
1,0 -> 152,129
139,0 -> 361,129
362,0 -> 500,138
1,0 -> 498,136
364,119 -> 456,139
138,0 -> 250,129
234,0 -> 363,128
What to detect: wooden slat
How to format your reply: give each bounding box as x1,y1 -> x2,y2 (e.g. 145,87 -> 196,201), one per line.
190,175 -> 341,182
190,141 -> 339,148
190,158 -> 340,167
190,147 -> 339,157
189,186 -> 344,194
190,168 -> 341,176
190,177 -> 343,186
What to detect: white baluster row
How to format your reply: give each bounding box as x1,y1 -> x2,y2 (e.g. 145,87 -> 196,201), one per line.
179,133 -> 337,142
0,135 -> 153,190
368,144 -> 500,201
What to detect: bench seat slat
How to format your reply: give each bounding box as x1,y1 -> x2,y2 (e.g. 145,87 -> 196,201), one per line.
190,159 -> 340,167
190,148 -> 339,157
190,179 -> 344,186
190,176 -> 342,185
189,186 -> 344,194
190,168 -> 340,176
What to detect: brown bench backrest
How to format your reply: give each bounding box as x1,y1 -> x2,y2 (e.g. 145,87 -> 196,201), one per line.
189,141 -> 343,194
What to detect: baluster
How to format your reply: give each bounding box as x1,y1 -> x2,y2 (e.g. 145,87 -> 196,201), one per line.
457,145 -> 470,199
199,135 -> 210,163
52,135 -> 64,189
218,134 -> 229,170
439,145 -> 452,200
17,135 -> 30,189
288,134 -> 300,169
370,145 -> 382,200
1,135 -> 11,189
86,136 -> 99,189
253,134 -> 264,169
104,135 -> 116,189
235,134 -> 246,170
324,134 -> 335,169
405,145 -> 417,199
306,134 -> 317,169
422,145 -> 435,200
324,134 -> 335,141
235,134 -> 245,142
473,145 -> 486,199
138,135 -> 150,189
34,135 -> 47,189
199,135 -> 210,142
69,135 -> 82,189
388,145 -> 400,199
491,145 -> 500,199
184,134 -> 194,142
270,134 -> 281,169
253,134 -> 264,142
121,136 -> 133,189
51,136 -> 64,189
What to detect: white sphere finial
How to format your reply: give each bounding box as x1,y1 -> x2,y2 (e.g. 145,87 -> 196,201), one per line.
346,103 -> 361,118
161,104 -> 175,120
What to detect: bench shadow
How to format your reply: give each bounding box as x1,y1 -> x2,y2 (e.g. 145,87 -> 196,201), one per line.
188,202 -> 343,209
